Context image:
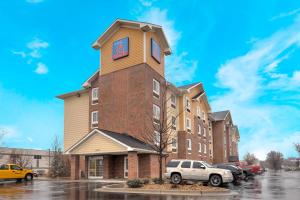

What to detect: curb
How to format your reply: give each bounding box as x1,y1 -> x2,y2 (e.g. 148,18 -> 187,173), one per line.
95,184 -> 238,197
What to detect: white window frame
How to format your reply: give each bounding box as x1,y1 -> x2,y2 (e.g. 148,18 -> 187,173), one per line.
187,139 -> 192,150
153,79 -> 160,96
171,94 -> 176,107
171,116 -> 176,128
186,118 -> 191,131
204,144 -> 207,154
153,104 -> 160,120
91,87 -> 99,102
203,127 -> 207,137
198,124 -> 201,135
154,131 -> 160,146
197,106 -> 201,117
202,111 -> 205,120
185,97 -> 191,111
91,111 -> 98,125
198,143 -> 202,153
172,138 -> 177,150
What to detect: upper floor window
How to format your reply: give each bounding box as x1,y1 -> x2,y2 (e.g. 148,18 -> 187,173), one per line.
197,106 -> 201,117
185,97 -> 191,112
187,139 -> 192,150
153,104 -> 160,120
92,88 -> 99,103
172,138 -> 177,151
198,143 -> 202,153
186,118 -> 191,131
198,124 -> 201,135
202,111 -> 205,120
172,116 -> 176,129
171,94 -> 176,108
203,128 -> 207,137
153,79 -> 160,98
204,144 -> 207,154
91,111 -> 99,125
154,131 -> 160,146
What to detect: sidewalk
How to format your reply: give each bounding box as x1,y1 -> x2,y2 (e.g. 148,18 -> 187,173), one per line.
35,176 -> 126,183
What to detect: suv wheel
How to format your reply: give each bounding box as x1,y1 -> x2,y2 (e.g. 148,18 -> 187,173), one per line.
171,173 -> 182,184
25,174 -> 33,181
209,174 -> 222,187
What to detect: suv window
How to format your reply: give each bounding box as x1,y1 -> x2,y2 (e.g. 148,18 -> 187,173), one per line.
181,161 -> 191,168
10,165 -> 22,170
167,161 -> 180,168
0,165 -> 9,170
193,162 -> 205,169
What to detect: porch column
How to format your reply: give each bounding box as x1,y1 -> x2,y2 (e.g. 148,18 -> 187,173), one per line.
128,151 -> 138,179
79,155 -> 86,179
103,155 -> 112,179
70,155 -> 79,180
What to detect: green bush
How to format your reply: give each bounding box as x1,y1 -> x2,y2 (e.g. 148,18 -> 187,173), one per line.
152,177 -> 164,184
141,179 -> 150,184
127,179 -> 144,188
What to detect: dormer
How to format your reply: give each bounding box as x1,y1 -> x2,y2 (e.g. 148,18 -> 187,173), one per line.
92,19 -> 171,77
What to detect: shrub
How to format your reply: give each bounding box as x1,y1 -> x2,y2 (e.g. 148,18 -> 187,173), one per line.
127,179 -> 143,188
152,177 -> 164,184
141,179 -> 150,184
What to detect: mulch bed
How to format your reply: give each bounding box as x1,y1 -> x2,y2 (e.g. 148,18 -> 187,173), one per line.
137,183 -> 228,192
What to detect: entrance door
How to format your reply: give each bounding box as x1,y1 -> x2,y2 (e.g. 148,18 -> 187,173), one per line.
124,156 -> 128,178
88,156 -> 104,179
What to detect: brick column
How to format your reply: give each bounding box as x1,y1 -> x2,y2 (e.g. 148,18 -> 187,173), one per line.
79,155 -> 86,179
103,155 -> 112,179
128,151 -> 138,179
70,155 -> 79,180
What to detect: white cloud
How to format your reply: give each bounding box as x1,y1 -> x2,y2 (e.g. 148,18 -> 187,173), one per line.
137,7 -> 197,84
34,62 -> 48,74
27,38 -> 49,49
212,14 -> 300,160
139,0 -> 156,7
26,0 -> 44,4
270,8 -> 300,21
27,137 -> 33,142
11,50 -> 26,58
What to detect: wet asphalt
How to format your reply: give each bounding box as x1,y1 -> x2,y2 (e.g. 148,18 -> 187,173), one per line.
0,171 -> 299,200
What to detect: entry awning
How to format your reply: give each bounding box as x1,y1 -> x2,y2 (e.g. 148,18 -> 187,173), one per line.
65,129 -> 156,155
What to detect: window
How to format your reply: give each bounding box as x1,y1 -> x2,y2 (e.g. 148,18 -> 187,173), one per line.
197,106 -> 201,117
153,104 -> 160,120
193,162 -> 205,169
199,143 -> 202,153
186,118 -> 191,131
224,149 -> 227,158
202,111 -> 205,120
204,144 -> 207,154
198,125 -> 201,135
10,165 -> 22,170
171,94 -> 176,107
187,139 -> 192,150
0,165 -> 8,170
167,161 -> 180,168
172,116 -> 176,128
185,97 -> 191,111
203,128 -> 207,137
154,131 -> 160,146
91,111 -> 98,125
153,79 -> 160,97
92,88 -> 99,102
181,161 -> 191,168
172,138 -> 177,151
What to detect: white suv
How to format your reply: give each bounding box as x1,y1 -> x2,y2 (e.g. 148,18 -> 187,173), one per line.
164,159 -> 233,186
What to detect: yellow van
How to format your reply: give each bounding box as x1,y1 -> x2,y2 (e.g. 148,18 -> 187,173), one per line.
0,164 -> 34,181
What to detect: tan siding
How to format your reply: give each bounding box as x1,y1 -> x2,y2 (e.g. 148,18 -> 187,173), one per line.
64,92 -> 89,151
71,133 -> 127,154
100,27 -> 144,75
146,31 -> 165,77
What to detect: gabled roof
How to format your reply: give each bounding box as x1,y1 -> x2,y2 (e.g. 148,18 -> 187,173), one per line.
65,129 -> 155,154
192,91 -> 205,100
82,70 -> 99,88
178,82 -> 201,90
56,88 -> 88,99
92,19 -> 171,55
210,110 -> 230,121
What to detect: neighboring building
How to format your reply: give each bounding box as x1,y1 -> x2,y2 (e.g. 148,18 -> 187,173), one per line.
209,111 -> 240,163
57,19 -> 240,180
0,147 -> 53,175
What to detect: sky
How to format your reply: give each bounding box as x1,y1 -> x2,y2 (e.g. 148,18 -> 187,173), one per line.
0,0 -> 300,160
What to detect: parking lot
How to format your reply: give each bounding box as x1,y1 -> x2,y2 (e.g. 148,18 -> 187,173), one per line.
0,171 -> 299,200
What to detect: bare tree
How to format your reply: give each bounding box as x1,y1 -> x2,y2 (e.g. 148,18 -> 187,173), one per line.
243,152 -> 258,165
8,149 -> 32,168
295,143 -> 300,156
266,151 -> 283,170
0,129 -> 6,147
141,87 -> 181,184
49,135 -> 70,177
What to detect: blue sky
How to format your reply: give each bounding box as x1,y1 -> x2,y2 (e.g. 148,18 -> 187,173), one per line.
0,0 -> 300,160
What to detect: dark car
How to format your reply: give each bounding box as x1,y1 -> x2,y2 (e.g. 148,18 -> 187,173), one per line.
213,164 -> 243,183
